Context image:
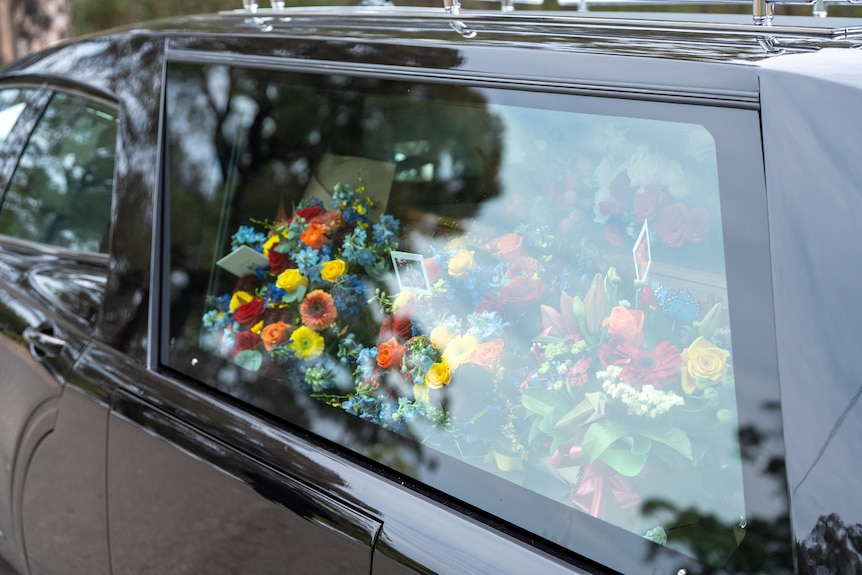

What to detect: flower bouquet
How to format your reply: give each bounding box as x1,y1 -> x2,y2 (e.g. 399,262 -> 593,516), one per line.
201,173 -> 742,543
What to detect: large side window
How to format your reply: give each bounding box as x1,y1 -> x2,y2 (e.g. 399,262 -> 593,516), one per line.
0,92 -> 117,253
163,63 -> 784,573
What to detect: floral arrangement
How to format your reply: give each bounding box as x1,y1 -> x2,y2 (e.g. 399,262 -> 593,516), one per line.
201,174 -> 741,540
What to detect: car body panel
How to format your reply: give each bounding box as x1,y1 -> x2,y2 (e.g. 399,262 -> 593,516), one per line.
758,48 -> 862,566
0,8 -> 859,574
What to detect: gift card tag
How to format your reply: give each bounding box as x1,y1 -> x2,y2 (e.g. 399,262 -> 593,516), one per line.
391,250 -> 432,295
632,220 -> 652,283
217,245 -> 269,277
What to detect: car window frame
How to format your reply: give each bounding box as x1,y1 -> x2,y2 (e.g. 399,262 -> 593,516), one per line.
153,49 -> 789,575
0,80 -> 118,262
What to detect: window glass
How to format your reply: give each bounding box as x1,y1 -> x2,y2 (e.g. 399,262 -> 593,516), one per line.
0,89 -> 28,144
0,92 -> 117,252
164,63 -> 783,572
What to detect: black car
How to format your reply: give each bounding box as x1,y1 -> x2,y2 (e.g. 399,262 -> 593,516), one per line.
0,3 -> 860,573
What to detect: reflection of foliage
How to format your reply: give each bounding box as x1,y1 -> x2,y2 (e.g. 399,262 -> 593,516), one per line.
639,398 -> 793,572
796,514 -> 862,574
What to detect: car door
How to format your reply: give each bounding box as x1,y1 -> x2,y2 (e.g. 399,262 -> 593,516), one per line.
0,85 -> 117,575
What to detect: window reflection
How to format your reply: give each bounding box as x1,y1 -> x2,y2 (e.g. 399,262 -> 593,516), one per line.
0,92 -> 116,252
165,62 -> 778,570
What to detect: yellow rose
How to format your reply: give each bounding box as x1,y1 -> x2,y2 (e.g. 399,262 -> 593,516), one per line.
680,336 -> 730,394
321,259 -> 347,282
229,290 -> 254,313
262,234 -> 280,257
448,249 -> 476,279
276,269 -> 309,292
426,362 -> 452,389
429,325 -> 454,351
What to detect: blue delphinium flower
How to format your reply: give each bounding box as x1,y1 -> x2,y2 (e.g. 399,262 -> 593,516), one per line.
467,310 -> 507,339
372,214 -> 400,246
231,225 -> 266,249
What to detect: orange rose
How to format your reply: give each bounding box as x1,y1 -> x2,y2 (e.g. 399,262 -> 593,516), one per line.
261,321 -> 291,351
489,233 -> 526,263
300,223 -> 328,249
602,306 -> 644,345
376,337 -> 406,371
469,338 -> 505,369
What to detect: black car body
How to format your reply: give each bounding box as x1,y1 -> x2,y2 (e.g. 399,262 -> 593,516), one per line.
0,4 -> 861,574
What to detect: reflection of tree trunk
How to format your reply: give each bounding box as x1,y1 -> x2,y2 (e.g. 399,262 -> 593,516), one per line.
0,0 -> 13,63
11,0 -> 71,59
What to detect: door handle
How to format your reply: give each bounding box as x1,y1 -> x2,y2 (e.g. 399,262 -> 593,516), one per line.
22,326 -> 66,358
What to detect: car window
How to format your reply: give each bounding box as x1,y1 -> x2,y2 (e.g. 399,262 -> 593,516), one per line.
0,89 -> 28,144
162,62 -> 781,572
0,92 -> 117,253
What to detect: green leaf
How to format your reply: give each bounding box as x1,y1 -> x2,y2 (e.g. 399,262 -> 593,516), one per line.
555,392 -> 606,430
281,284 -> 308,304
235,350 -> 263,372
582,419 -> 631,463
522,388 -> 565,419
600,436 -> 652,477
638,427 -> 694,461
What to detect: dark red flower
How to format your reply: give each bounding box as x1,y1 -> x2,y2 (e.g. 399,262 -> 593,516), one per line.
610,341 -> 682,388
379,309 -> 414,342
633,184 -> 663,222
685,207 -> 710,243
233,296 -> 266,326
499,278 -> 547,306
290,205 -> 325,224
603,223 -> 628,247
566,358 -> 592,388
655,202 -> 688,247
268,243 -> 294,275
232,331 -> 260,356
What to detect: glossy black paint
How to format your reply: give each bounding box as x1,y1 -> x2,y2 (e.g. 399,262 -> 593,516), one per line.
0,8 -> 859,574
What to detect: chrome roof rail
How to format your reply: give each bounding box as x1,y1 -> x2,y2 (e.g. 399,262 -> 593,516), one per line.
556,0 -> 862,21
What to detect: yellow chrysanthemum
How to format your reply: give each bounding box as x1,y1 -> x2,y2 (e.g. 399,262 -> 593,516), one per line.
442,333 -> 478,369
290,326 -> 325,361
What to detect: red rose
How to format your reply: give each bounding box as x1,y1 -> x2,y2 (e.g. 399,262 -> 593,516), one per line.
379,313 -> 413,342
234,296 -> 266,326
633,184 -> 663,221
475,297 -> 506,316
655,203 -> 688,248
499,278 -> 547,306
291,205 -> 324,223
232,331 -> 260,356
268,244 -> 293,275
424,257 -> 442,283
603,223 -> 628,247
685,207 -> 710,243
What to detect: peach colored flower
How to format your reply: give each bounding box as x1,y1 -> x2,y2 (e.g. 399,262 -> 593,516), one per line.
489,233 -> 526,263
300,223 -> 328,249
469,338 -> 505,369
377,337 -> 406,370
261,321 -> 291,351
300,290 -> 338,331
602,306 -> 645,346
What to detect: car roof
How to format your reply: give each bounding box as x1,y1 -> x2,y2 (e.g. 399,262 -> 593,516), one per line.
85,5 -> 862,67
